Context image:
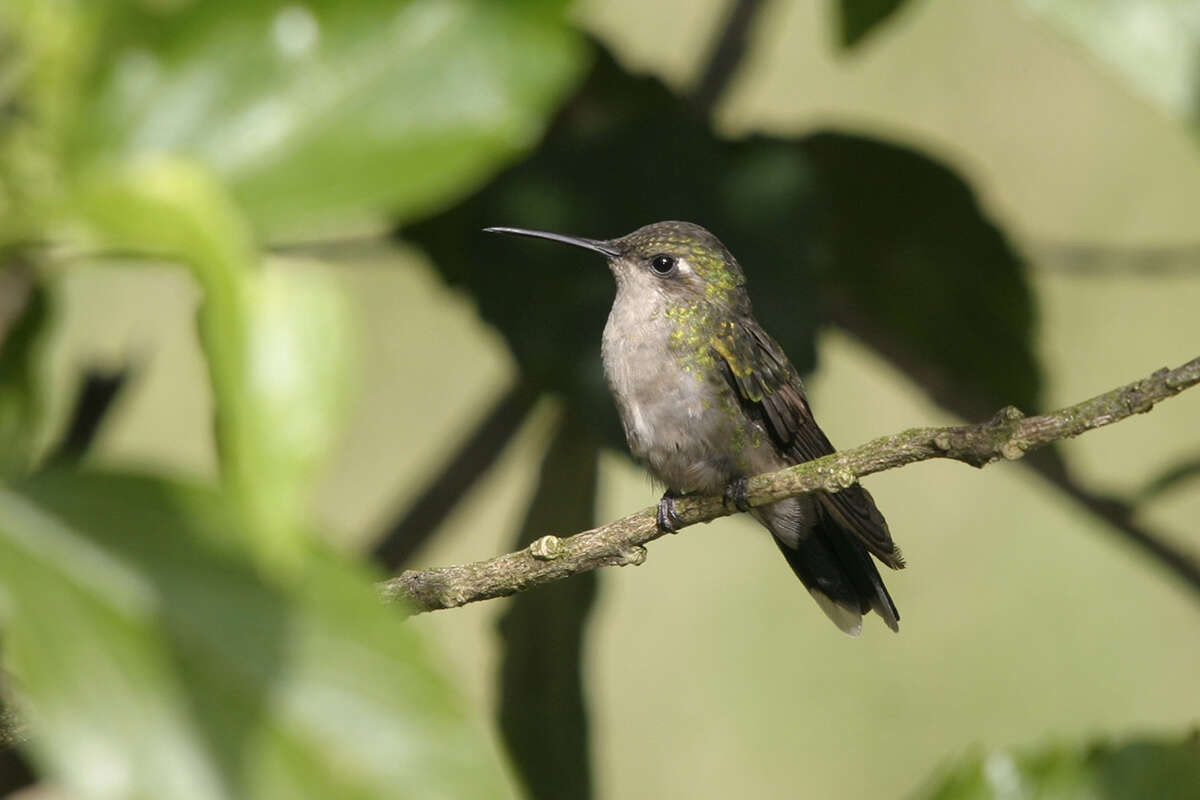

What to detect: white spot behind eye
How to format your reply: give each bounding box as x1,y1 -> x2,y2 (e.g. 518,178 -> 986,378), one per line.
675,257 -> 693,275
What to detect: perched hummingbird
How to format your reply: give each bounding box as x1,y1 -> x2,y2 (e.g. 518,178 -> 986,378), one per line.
485,221 -> 904,634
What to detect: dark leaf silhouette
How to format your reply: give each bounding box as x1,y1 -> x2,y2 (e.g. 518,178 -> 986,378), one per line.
838,0 -> 913,49
401,42 -> 1040,450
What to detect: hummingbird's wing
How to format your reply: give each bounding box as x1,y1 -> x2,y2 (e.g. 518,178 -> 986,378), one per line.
710,321 -> 905,570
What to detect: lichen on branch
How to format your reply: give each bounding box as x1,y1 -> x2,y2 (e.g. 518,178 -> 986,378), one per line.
381,356 -> 1200,614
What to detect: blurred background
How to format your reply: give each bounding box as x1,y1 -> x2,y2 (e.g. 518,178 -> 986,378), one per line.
2,0 -> 1200,798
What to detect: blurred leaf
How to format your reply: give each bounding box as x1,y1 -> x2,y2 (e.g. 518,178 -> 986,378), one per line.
916,735 -> 1200,800
838,0 -> 913,48
1136,454 -> 1200,504
403,43 -> 1040,453
0,469 -> 508,799
497,412 -> 598,800
74,158 -> 257,378
76,158 -> 351,568
1021,0 -> 1200,125
234,261 -> 353,554
0,1 -> 96,249
58,0 -> 586,238
0,272 -> 50,477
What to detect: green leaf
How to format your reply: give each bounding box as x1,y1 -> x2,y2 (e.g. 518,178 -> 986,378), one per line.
0,469 -> 508,799
837,0 -> 913,49
915,736 -> 1200,800
232,260 -> 353,555
1020,0 -> 1200,124
64,0 -> 586,238
0,1 -> 98,248
76,158 -> 351,568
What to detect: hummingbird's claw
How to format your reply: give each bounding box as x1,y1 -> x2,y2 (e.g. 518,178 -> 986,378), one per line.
723,477 -> 751,512
656,491 -> 684,533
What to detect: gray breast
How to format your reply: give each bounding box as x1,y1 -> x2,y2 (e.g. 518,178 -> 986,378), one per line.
601,306 -> 765,494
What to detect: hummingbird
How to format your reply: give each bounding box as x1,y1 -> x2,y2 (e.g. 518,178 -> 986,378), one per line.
485,221 -> 904,634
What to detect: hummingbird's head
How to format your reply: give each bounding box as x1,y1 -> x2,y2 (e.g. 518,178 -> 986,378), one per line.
484,220 -> 748,309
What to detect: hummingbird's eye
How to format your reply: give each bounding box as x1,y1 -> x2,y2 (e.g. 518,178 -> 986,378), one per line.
650,254 -> 677,276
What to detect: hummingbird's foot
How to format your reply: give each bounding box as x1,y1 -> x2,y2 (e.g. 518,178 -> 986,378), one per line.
723,477 -> 752,512
656,491 -> 684,533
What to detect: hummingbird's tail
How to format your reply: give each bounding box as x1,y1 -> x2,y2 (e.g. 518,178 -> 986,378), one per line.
771,501 -> 900,636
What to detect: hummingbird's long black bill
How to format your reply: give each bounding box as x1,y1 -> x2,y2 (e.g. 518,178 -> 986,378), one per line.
484,226 -> 620,257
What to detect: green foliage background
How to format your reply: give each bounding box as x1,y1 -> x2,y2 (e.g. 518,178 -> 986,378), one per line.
1,0 -> 1198,798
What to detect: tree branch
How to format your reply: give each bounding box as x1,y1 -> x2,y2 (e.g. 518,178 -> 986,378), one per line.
381,356 -> 1200,613
690,0 -> 769,116
46,367 -> 130,465
823,294 -> 1200,603
1030,240 -> 1200,276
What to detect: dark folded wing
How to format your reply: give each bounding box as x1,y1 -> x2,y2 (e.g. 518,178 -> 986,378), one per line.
710,320 -> 904,569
